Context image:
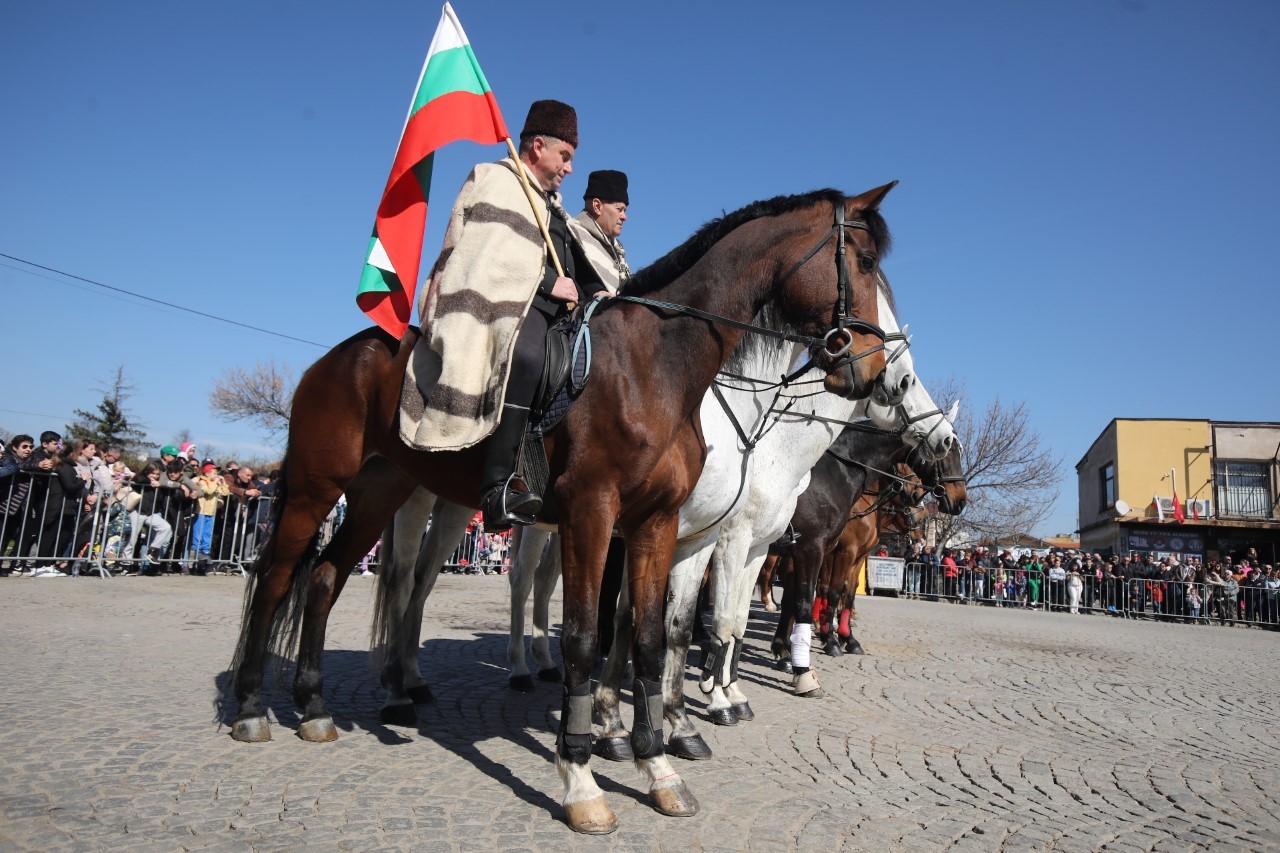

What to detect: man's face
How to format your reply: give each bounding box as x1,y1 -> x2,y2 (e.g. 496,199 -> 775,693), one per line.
238,469 -> 254,484
590,199 -> 627,238
102,449 -> 121,464
529,136 -> 574,192
42,439 -> 59,454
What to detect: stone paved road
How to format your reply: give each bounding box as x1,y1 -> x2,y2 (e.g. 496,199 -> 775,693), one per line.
0,573 -> 1277,851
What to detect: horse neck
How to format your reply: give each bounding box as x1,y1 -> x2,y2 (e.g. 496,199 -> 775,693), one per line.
629,221 -> 809,414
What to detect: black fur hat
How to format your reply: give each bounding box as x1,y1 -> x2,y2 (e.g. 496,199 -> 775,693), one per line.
520,100 -> 578,148
583,170 -> 628,205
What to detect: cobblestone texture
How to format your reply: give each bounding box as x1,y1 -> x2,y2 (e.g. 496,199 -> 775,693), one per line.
0,576 -> 1276,851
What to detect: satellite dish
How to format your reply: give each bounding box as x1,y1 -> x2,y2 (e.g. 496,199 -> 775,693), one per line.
1114,500 -> 1131,516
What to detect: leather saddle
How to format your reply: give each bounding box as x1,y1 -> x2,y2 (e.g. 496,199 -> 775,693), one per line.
519,299 -> 604,517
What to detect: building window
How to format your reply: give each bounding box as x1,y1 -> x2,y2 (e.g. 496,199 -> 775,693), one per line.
1099,462 -> 1116,510
1214,461 -> 1272,518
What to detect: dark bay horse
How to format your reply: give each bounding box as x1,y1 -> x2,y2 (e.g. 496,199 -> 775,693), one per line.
224,184 -> 897,834
766,429 -> 967,694
813,467 -> 928,657
813,444 -> 967,656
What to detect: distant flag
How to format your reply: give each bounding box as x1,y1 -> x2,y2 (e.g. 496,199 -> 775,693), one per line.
1153,494 -> 1164,522
1172,491 -> 1186,524
1191,499 -> 1201,521
356,2 -> 509,338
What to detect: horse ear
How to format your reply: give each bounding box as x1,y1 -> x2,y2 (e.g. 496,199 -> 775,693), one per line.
847,180 -> 899,213
946,399 -> 960,424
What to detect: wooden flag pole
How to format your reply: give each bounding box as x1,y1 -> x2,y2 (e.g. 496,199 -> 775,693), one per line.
505,138 -> 566,277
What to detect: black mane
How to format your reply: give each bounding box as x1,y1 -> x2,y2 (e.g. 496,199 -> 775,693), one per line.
620,188 -> 892,297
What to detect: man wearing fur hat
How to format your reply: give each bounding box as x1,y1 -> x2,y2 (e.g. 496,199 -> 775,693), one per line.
572,170 -> 630,292
400,99 -> 608,531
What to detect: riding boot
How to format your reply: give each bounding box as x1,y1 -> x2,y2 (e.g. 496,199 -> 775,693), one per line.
480,405 -> 542,532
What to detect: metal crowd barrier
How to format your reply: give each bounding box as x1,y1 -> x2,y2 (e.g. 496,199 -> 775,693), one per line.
1,471 -> 516,579
898,562 -> 1279,628
0,471 -> 281,577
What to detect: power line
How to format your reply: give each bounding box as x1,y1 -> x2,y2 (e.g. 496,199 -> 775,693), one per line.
0,253 -> 329,349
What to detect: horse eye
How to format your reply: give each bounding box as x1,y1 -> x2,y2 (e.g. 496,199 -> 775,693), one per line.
858,254 -> 876,273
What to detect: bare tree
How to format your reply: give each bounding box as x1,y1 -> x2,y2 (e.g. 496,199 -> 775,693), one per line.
926,378 -> 1063,548
209,360 -> 295,438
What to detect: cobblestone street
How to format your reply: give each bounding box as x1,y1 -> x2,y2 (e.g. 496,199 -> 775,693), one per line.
0,573 -> 1276,851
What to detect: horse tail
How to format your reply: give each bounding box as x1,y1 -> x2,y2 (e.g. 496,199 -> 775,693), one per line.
368,512 -> 398,677
220,456 -> 321,710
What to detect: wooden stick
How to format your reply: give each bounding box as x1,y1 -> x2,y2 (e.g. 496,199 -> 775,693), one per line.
505,138 -> 565,277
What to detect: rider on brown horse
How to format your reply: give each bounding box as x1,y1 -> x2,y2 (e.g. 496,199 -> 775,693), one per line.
398,100 -> 611,531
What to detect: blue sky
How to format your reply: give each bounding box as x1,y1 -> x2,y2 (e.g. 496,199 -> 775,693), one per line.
2,1 -> 1277,537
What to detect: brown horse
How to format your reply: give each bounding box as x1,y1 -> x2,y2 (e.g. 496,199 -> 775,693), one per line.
224,184 -> 898,834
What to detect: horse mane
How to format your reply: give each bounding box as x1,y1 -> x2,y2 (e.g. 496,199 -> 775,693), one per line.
621,188 -> 892,297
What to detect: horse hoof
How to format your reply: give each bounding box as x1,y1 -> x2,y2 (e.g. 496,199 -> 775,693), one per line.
230,716 -> 271,743
406,684 -> 435,704
651,780 -> 700,817
824,640 -> 844,657
846,641 -> 865,655
537,666 -> 563,683
774,658 -> 793,674
793,671 -> 825,699
379,703 -> 417,728
297,716 -> 339,742
563,797 -> 619,835
508,674 -> 536,693
593,736 -> 634,762
668,733 -> 713,760
731,701 -> 755,722
707,706 -> 739,726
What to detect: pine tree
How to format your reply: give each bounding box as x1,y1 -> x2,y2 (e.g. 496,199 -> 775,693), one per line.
65,366 -> 149,453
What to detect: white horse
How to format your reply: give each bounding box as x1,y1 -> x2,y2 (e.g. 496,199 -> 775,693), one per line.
592,279 -> 956,760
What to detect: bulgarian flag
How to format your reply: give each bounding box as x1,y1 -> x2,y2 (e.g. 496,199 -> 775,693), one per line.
356,2 -> 509,338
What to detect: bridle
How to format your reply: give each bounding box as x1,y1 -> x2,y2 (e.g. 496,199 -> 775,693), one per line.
611,200 -> 903,383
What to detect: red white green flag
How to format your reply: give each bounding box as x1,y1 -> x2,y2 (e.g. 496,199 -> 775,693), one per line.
356,2 -> 508,338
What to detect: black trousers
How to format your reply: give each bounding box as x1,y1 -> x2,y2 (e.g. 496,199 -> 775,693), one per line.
506,306 -> 554,410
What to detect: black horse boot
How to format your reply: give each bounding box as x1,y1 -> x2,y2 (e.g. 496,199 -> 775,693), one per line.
480,405 -> 542,532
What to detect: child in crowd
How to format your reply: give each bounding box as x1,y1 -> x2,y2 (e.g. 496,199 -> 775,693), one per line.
191,460 -> 229,575
1187,585 -> 1202,621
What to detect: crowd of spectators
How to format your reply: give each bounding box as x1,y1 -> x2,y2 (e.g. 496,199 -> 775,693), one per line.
895,543 -> 1280,628
1,430 -> 277,577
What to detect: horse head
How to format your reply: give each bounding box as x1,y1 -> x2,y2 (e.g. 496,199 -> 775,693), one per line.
931,441 -> 968,515
907,437 -> 967,515
886,463 -> 931,532
864,354 -> 956,462
803,182 -> 898,400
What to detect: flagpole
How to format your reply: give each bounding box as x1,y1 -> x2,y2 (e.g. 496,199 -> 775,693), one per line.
504,138 -> 566,279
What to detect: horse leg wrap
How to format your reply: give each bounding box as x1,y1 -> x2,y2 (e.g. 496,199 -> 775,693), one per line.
790,622 -> 812,670
811,596 -> 826,626
728,635 -> 745,685
698,638 -> 731,693
838,609 -> 851,639
557,683 -> 595,765
630,678 -> 665,760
